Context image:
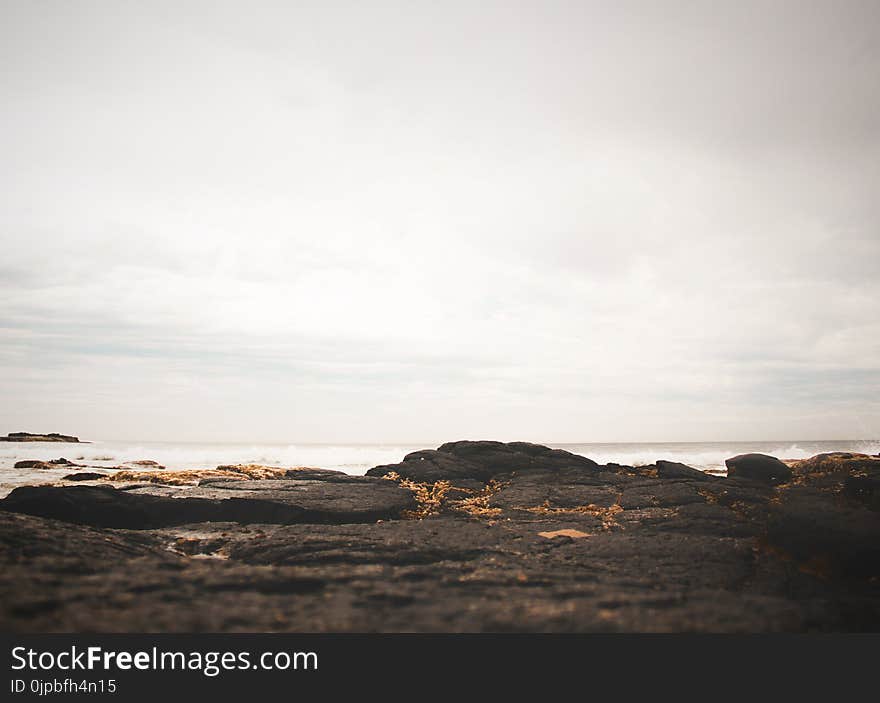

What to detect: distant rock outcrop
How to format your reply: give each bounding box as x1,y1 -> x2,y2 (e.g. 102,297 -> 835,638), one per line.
13,458 -> 82,470
1,432 -> 80,443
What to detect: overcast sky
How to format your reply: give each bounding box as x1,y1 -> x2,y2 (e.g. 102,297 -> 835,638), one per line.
1,1 -> 878,443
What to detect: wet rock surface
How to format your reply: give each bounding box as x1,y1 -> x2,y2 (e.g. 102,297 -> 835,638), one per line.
0,441 -> 878,632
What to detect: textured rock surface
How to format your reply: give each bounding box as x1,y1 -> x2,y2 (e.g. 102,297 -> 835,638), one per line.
0,443 -> 878,633
725,453 -> 793,485
790,452 -> 880,509
656,460 -> 716,481
367,441 -> 600,482
0,476 -> 417,528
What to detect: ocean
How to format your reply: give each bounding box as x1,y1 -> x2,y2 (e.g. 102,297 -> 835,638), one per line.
1,438 -> 878,498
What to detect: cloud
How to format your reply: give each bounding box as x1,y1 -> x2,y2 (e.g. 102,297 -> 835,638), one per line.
1,1 -> 878,441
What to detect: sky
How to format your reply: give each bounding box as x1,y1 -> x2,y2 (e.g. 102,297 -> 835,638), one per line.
1,0 -> 878,443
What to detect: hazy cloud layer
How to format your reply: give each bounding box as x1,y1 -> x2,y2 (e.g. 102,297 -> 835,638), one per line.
1,1 -> 878,441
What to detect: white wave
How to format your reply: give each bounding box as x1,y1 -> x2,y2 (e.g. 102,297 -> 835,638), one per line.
0,440 -> 422,474
560,440 -> 880,471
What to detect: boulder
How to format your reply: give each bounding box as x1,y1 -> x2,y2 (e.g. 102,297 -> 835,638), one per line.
62,472 -> 108,481
0,477 -> 416,528
367,441 -> 599,482
439,440 -> 599,474
725,453 -> 792,485
368,450 -> 489,482
656,460 -> 714,481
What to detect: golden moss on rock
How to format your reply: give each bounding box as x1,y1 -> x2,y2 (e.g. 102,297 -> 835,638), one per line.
381,473 -> 505,519
790,452 -> 879,477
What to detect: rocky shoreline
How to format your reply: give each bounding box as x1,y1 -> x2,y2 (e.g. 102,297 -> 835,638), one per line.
1,441 -> 878,632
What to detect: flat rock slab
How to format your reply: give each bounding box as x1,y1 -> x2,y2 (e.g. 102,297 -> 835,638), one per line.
0,477 -> 416,528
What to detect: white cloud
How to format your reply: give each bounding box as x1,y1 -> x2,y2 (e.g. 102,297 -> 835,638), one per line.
1,1 -> 878,441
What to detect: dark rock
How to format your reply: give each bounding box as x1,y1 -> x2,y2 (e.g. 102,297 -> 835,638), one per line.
367,440 -> 599,482
13,458 -> 82,470
123,460 -> 166,469
490,481 -> 621,511
367,450 -> 489,482
2,442 -> 879,634
438,440 -> 599,474
648,502 -> 763,538
790,452 -> 880,508
656,460 -> 714,481
207,467 -> 355,483
1,433 -> 80,443
766,486 -> 880,578
62,472 -> 107,481
13,461 -> 58,470
844,474 -> 880,511
725,453 -> 792,485
0,477 -> 416,528
603,462 -> 655,478
695,479 -> 774,523
2,508 -> 867,633
618,480 -> 707,509
793,452 -> 879,475
1,486 -> 172,529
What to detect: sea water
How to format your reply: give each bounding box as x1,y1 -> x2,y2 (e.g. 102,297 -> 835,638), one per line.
1,438 -> 878,498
